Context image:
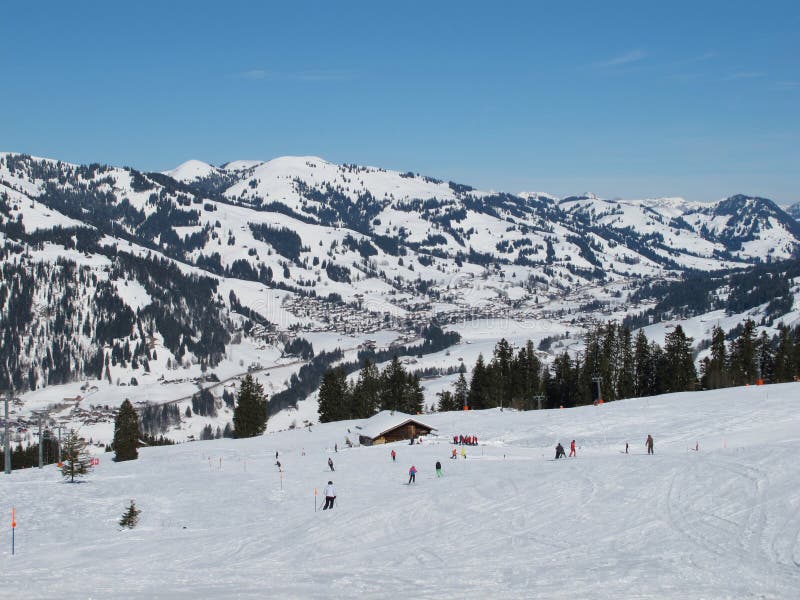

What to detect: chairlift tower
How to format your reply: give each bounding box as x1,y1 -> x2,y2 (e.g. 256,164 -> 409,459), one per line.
3,363 -> 11,475
3,390 -> 10,475
31,410 -> 50,469
592,376 -> 603,404
533,394 -> 546,411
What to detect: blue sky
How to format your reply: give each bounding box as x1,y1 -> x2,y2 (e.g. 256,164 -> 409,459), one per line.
1,1 -> 798,202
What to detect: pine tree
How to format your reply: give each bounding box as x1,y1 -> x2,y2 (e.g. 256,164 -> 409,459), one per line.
350,359 -> 380,418
490,338 -> 513,408
119,499 -> 141,529
437,390 -> 458,412
404,373 -> 425,414
773,325 -> 795,382
232,374 -> 267,437
756,331 -> 775,384
599,324 -> 617,401
467,354 -> 489,410
703,325 -> 728,389
617,326 -> 635,400
113,399 -> 141,462
453,371 -> 469,410
729,319 -> 757,386
318,367 -> 349,422
551,351 -> 577,407
379,356 -> 408,412
514,340 -> 541,409
633,330 -> 653,397
663,325 -> 696,392
61,429 -> 92,482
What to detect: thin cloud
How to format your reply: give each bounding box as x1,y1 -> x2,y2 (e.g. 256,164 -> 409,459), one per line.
239,69 -> 268,80
671,51 -> 718,66
595,49 -> 646,68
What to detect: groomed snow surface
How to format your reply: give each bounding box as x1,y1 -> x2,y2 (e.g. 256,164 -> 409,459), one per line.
2,384 -> 800,599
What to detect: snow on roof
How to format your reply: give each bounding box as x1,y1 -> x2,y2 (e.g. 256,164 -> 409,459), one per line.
358,410 -> 435,440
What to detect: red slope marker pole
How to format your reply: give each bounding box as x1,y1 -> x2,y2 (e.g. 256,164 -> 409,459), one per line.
11,507 -> 16,555
314,488 -> 317,512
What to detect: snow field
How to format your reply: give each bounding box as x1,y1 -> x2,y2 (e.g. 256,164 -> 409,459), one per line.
2,384 -> 799,598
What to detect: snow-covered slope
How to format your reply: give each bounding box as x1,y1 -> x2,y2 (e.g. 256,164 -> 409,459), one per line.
2,384 -> 798,598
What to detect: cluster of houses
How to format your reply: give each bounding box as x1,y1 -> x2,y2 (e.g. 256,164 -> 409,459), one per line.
282,295 -> 387,336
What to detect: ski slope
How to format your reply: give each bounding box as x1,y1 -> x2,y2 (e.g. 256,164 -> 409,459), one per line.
2,384 -> 799,599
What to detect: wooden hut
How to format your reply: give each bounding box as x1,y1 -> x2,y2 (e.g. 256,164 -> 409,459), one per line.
358,411 -> 435,446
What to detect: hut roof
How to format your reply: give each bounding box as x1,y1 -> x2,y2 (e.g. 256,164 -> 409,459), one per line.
358,410 -> 434,440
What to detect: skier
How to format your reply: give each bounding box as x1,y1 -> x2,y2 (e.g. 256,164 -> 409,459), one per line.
646,435 -> 654,455
335,443 -> 338,453
391,449 -> 396,462
555,443 -> 566,459
275,451 -> 279,460
461,446 -> 467,459
625,442 -> 629,454
569,440 -> 576,457
328,457 -> 335,471
323,481 -> 336,510
408,465 -> 417,484
435,460 -> 442,478
276,460 -> 282,470
451,448 -> 457,460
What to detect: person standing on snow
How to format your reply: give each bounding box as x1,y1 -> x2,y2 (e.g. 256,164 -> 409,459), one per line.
461,446 -> 467,460
328,457 -> 335,471
408,465 -> 417,484
451,448 -> 457,460
569,440 -> 576,457
646,435 -> 654,455
555,443 -> 566,459
435,460 -> 442,477
391,449 -> 396,462
323,481 -> 336,510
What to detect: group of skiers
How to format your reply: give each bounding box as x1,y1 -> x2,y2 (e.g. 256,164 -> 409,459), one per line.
406,460 -> 443,484
450,446 -> 467,459
556,435 -> 655,459
554,440 -> 577,459
453,434 -> 478,446
316,431 -> 660,513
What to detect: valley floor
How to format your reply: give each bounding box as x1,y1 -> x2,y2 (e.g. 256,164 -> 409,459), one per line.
2,384 -> 799,599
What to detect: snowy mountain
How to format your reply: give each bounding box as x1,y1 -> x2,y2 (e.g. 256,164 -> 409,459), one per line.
2,384 -> 799,598
1,151 -> 798,443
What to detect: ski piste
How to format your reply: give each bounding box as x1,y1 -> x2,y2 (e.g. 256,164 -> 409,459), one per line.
2,383 -> 799,598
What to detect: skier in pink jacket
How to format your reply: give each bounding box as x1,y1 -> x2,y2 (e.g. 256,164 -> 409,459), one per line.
408,465 -> 417,484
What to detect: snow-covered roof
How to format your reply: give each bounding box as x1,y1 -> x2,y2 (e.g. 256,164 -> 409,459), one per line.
358,410 -> 435,440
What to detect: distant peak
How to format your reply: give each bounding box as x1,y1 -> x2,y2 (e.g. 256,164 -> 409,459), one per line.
163,159 -> 218,182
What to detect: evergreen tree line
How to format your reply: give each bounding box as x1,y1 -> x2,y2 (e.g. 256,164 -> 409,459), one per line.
317,356 -> 426,422
437,319 -> 796,413
699,319 -> 800,389
0,437 -> 60,470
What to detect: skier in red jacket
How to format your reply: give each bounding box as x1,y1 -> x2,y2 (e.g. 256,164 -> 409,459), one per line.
569,440 -> 576,457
